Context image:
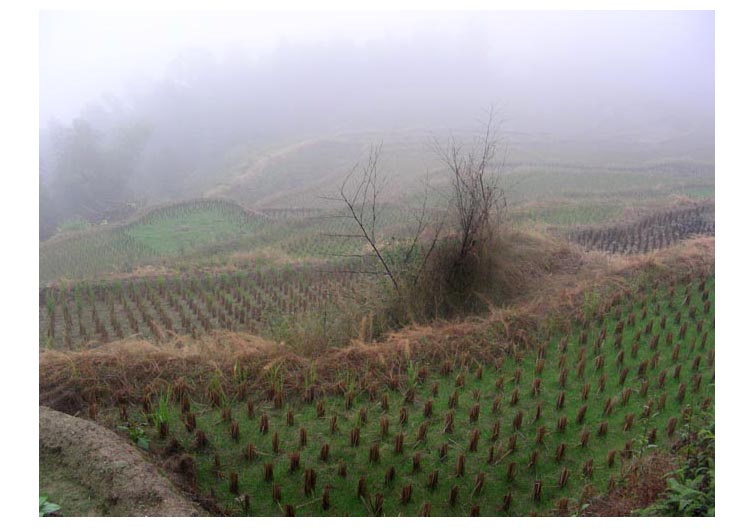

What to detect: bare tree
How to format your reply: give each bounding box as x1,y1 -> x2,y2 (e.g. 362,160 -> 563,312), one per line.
337,143 -> 399,294
432,107 -> 507,269
335,143 -> 442,298
331,109 -> 508,324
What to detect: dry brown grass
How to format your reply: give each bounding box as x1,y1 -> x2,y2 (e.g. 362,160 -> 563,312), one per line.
583,453 -> 679,516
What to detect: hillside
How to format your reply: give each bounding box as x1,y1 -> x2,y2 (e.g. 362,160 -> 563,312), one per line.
203,132 -> 714,210
38,129 -> 716,517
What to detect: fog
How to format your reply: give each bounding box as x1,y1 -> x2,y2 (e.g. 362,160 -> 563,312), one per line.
39,10 -> 714,238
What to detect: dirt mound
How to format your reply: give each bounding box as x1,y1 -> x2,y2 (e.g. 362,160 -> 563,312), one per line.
39,406 -> 204,516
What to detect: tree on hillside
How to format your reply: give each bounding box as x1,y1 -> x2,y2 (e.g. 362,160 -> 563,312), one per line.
432,107 -> 507,272
335,108 -> 507,322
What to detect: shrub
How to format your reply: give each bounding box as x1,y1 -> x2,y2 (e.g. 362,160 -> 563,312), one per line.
637,422 -> 714,516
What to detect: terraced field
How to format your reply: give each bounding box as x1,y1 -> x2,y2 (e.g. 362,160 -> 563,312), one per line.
39,198 -> 716,350
39,199 -> 427,285
130,273 -> 714,516
39,265 -> 357,350
39,200 -> 266,283
567,201 -> 714,254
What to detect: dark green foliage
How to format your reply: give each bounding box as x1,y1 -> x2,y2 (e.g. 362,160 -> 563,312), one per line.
637,421 -> 714,516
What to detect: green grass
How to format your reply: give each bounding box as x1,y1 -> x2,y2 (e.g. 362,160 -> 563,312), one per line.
40,200 -> 269,283
132,274 -> 714,516
509,202 -> 625,228
126,208 -> 251,255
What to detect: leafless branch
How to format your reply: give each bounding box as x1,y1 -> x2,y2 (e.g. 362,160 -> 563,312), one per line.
338,144 -> 400,294
431,105 -> 507,267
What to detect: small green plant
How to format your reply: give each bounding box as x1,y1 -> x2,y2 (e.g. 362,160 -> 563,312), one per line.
583,287 -> 601,319
648,475 -> 713,516
117,424 -> 150,450
207,371 -> 228,407
637,421 -> 714,516
233,360 -> 248,385
151,391 -> 171,426
39,494 -> 61,517
304,362 -> 318,388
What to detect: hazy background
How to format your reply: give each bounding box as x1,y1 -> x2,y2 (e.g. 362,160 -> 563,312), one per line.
39,10 -> 714,239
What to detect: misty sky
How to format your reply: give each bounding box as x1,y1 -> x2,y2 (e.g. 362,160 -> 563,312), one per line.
40,10 -> 713,135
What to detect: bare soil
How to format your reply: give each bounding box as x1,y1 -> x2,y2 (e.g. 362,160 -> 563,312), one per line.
39,406 -> 204,516
582,453 -> 680,516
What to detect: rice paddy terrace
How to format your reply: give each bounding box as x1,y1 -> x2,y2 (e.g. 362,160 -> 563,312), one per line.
567,201 -> 714,254
39,193 -> 715,517
40,200 -> 263,283
39,198 -> 715,350
130,272 -> 714,516
38,199 -> 417,349
38,266 -> 354,350
39,198 -> 423,285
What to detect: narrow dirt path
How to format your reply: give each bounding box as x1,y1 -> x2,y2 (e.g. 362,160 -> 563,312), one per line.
39,406 -> 204,516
